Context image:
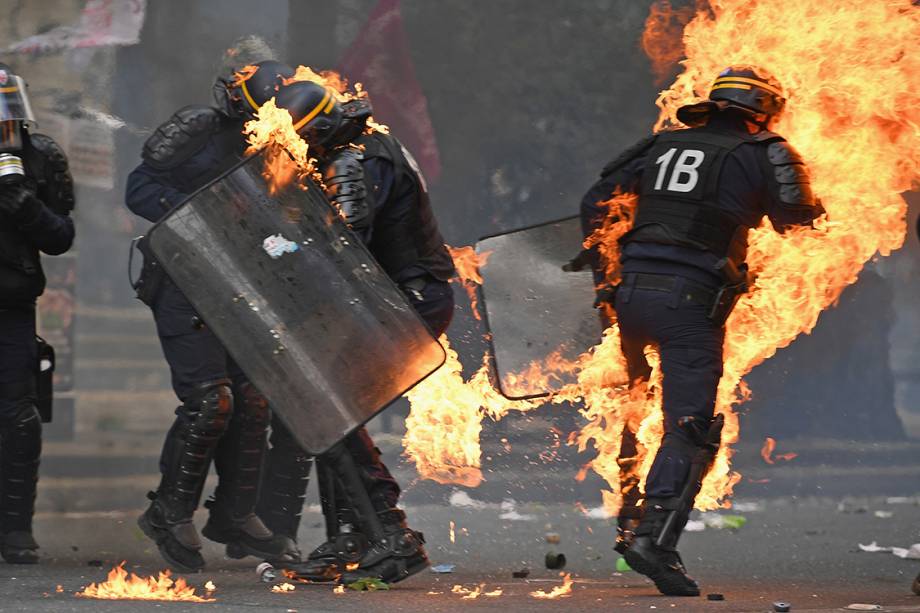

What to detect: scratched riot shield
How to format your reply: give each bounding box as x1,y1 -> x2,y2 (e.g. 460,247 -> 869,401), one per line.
477,216 -> 602,399
146,153 -> 445,455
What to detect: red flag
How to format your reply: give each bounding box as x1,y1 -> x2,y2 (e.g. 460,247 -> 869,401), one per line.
338,0 -> 442,182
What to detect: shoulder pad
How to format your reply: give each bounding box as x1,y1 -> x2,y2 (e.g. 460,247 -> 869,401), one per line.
353,132 -> 390,161
752,129 -> 784,143
142,106 -> 224,170
28,133 -> 75,214
601,135 -> 656,177
766,140 -> 817,206
766,140 -> 805,165
322,147 -> 369,229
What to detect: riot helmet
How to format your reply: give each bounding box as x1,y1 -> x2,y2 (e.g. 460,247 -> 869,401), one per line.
677,65 -> 786,128
273,80 -> 344,147
214,59 -> 294,119
0,64 -> 35,183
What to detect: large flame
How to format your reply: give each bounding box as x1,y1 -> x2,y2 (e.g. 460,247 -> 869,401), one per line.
76,562 -> 215,602
402,0 -> 920,514
242,66 -> 387,195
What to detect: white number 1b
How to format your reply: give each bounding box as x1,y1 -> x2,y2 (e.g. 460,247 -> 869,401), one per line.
653,147 -> 705,193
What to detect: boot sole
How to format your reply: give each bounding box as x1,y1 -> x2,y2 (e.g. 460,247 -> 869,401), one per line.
137,514 -> 204,574
624,549 -> 699,597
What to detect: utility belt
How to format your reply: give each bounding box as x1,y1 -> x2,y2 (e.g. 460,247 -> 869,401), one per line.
129,235 -> 166,307
618,269 -> 748,327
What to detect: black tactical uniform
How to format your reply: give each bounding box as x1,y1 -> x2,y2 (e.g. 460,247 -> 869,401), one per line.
254,80 -> 455,584
581,66 -> 824,596
0,64 -> 75,564
126,61 -> 296,572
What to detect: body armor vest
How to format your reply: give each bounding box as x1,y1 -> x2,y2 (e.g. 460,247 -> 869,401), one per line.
621,127 -> 782,268
0,132 -> 74,305
355,133 -> 455,282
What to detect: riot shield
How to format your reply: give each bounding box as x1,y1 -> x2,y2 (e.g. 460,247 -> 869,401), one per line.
146,153 -> 445,455
477,216 -> 602,399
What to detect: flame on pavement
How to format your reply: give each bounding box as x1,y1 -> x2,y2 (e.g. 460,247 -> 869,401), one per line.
760,436 -> 798,464
529,573 -> 574,599
75,562 -> 215,602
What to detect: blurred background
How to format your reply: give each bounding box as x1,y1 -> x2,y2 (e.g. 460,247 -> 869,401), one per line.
3,0 -> 919,514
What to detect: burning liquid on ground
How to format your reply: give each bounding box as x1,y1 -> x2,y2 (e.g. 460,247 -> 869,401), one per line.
402,0 -> 920,513
75,562 -> 215,602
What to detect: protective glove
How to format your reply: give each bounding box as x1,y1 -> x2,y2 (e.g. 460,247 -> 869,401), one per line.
0,185 -> 42,226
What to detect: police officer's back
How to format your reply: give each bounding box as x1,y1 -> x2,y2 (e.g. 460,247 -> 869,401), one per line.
580,66 -> 824,596
0,63 -> 75,564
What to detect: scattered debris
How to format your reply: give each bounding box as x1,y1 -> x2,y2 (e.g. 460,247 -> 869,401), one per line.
545,532 -> 561,544
512,568 -> 531,579
431,564 -> 455,574
87,560 -> 103,567
449,490 -> 487,509
684,519 -> 706,532
873,510 -> 893,518
545,552 -> 566,570
886,496 -> 918,505
262,234 -> 299,259
347,577 -> 390,591
271,583 -> 295,593
858,541 -> 920,559
500,499 -> 536,521
616,558 -> 632,572
773,601 -> 791,612
707,593 -> 725,601
333,585 -> 345,594
700,513 -> 747,530
257,562 -> 277,583
732,501 -> 764,513
844,605 -> 882,611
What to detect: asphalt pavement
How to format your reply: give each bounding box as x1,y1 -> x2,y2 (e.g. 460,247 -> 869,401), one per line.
2,496 -> 920,612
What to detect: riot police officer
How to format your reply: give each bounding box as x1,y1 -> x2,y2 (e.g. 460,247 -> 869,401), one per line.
581,66 -> 824,596
253,79 -> 455,584
0,63 -> 75,564
125,54 -> 297,572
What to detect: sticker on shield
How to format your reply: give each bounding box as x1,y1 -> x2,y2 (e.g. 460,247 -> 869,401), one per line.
476,216 -> 602,399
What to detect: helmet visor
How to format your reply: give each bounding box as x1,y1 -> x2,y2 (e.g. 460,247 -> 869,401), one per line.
0,76 -> 36,127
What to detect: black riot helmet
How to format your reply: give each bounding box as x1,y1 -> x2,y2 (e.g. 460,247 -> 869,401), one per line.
213,60 -> 294,119
273,80 -> 345,147
0,63 -> 36,152
677,65 -> 786,128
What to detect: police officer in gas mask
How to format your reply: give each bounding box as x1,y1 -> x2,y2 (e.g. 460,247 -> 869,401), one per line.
0,63 -> 75,564
253,79 -> 456,584
125,46 -> 298,572
580,66 -> 824,596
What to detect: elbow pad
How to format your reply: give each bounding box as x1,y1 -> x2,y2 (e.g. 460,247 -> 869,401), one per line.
322,147 -> 369,228
766,141 -> 819,208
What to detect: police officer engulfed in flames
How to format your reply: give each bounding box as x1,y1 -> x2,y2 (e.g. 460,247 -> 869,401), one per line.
0,63 -> 75,564
580,66 -> 825,596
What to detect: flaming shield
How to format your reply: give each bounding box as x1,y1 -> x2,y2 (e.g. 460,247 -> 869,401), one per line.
146,153 -> 445,455
477,216 -> 602,399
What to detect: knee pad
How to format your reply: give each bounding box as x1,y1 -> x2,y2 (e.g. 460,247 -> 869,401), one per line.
182,379 -> 233,436
234,381 -> 271,430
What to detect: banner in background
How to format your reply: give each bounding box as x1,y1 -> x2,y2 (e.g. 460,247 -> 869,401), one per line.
5,0 -> 146,54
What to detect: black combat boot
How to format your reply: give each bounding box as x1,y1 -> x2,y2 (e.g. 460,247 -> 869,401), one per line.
0,404 -> 42,564
138,380 -> 233,573
202,382 -> 292,563
624,498 -> 699,596
255,417 -> 312,563
338,507 -> 429,584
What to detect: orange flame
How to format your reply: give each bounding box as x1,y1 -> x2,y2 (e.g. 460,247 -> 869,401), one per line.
529,573 -> 574,599
449,520 -> 456,543
75,562 -> 215,602
242,65 -> 387,195
640,1 -> 700,85
446,245 -> 492,320
231,64 -> 259,87
760,437 -> 798,464
271,582 -> 296,593
404,1 -> 919,517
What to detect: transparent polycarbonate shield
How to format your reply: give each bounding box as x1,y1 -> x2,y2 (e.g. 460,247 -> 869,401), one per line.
477,216 -> 602,399
147,153 -> 445,455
